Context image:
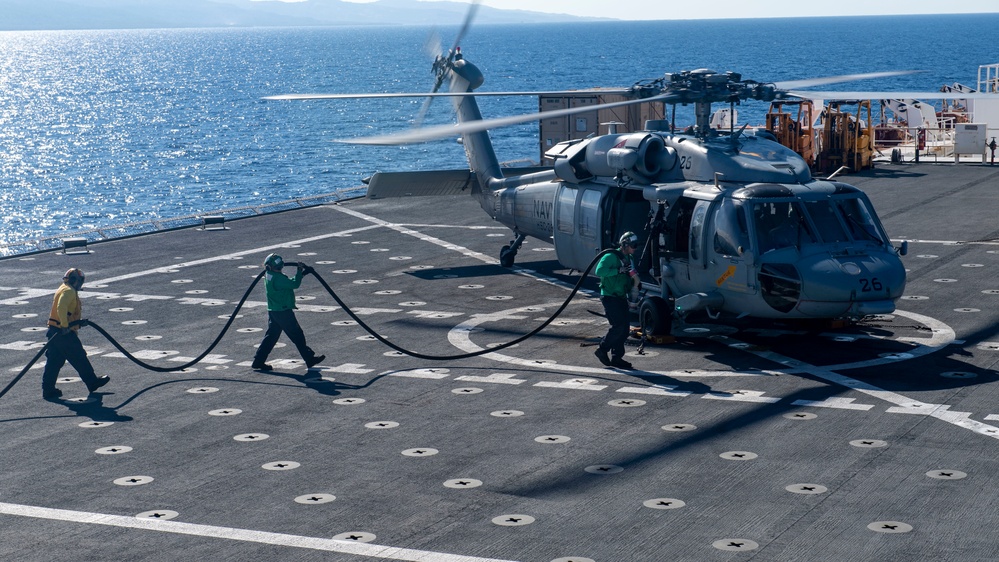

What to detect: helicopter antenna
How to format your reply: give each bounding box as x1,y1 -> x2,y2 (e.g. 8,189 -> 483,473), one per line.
727,124 -> 749,151
826,166 -> 850,180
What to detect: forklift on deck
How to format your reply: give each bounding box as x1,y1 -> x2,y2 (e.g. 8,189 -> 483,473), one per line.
765,100 -> 818,168
816,99 -> 875,173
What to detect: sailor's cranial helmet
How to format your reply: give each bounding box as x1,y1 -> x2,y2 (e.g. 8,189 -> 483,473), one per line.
619,231 -> 639,249
263,253 -> 284,270
63,268 -> 85,289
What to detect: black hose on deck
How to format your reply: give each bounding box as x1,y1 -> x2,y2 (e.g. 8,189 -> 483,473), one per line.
0,337 -> 53,399
2,250 -> 610,398
303,249 -> 609,361
1,272 -> 263,399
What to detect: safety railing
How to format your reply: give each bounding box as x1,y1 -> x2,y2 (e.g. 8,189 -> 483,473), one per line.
0,186 -> 366,259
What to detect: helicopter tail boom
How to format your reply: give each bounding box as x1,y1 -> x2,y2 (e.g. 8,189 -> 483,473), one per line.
449,59 -> 504,193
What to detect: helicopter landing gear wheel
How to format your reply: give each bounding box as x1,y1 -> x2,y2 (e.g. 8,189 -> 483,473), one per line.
639,296 -> 674,336
499,246 -> 515,268
499,233 -> 526,268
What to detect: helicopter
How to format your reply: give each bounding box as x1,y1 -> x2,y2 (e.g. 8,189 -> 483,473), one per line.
265,18 -> 986,336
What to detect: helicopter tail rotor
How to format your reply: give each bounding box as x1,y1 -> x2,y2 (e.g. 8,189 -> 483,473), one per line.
413,0 -> 481,127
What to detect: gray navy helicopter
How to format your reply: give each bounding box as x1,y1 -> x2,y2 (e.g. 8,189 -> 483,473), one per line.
268,11 -> 924,336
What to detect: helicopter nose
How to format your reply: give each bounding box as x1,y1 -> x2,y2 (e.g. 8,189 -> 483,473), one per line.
794,253 -> 906,317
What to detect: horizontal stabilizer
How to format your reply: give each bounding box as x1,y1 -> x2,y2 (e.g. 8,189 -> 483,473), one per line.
366,170 -> 477,199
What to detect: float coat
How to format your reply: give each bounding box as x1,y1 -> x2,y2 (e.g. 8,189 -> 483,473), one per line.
47,283 -> 82,332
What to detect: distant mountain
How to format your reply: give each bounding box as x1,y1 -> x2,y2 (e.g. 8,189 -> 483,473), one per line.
2,0 -> 609,31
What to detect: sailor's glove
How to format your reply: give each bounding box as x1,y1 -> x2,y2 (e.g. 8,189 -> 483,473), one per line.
627,287 -> 641,311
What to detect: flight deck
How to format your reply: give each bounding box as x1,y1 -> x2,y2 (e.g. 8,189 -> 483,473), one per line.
2,162 -> 999,561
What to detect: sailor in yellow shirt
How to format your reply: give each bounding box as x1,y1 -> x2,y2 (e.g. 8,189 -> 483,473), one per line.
43,269 -> 109,400
251,254 -> 325,371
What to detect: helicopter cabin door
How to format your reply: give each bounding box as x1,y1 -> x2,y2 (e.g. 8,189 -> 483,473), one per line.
553,185 -> 604,271
708,197 -> 754,295
664,195 -> 752,295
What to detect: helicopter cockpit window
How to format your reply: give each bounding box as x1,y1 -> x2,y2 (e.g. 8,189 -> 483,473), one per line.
689,201 -> 709,261
556,187 -> 576,235
579,189 -> 601,239
803,200 -> 849,243
713,199 -> 749,257
753,201 -> 815,254
836,198 -> 886,244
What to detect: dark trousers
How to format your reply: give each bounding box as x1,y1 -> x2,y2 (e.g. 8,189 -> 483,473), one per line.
599,295 -> 631,359
42,327 -> 100,392
254,310 -> 317,363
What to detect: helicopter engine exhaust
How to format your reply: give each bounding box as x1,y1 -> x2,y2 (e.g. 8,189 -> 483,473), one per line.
553,133 -> 677,184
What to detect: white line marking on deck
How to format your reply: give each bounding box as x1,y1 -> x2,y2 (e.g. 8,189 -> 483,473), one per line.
449,301 -> 787,378
332,206 -> 579,292
885,403 -> 971,419
0,288 -> 55,306
617,385 -> 692,397
390,368 -> 451,379
534,378 -> 608,391
169,354 -> 232,364
455,373 -> 528,385
703,390 -> 780,404
323,363 -> 374,374
90,224 -> 385,286
0,502 -> 517,562
791,398 -> 875,411
894,238 -> 999,246
738,331 -> 999,439
0,341 -> 46,351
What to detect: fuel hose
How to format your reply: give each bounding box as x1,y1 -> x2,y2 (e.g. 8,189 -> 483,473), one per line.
2,250 -> 613,399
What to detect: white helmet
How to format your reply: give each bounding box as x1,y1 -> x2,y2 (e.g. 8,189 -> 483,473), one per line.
263,253 -> 284,270
619,231 -> 639,249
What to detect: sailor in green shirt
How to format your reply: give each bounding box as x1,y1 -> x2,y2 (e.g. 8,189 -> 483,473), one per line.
593,232 -> 641,369
252,254 -> 325,371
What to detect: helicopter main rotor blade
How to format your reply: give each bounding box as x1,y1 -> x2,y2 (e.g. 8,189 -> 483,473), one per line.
450,0 -> 479,55
265,89 -> 632,101
424,30 -> 442,60
337,92 -> 681,146
786,90 -> 999,101
774,70 -> 921,90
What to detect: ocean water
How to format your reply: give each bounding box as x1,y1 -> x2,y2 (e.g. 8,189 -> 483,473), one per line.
1,14 -> 997,248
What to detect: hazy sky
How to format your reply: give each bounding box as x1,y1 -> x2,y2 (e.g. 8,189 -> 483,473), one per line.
343,0 -> 998,20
